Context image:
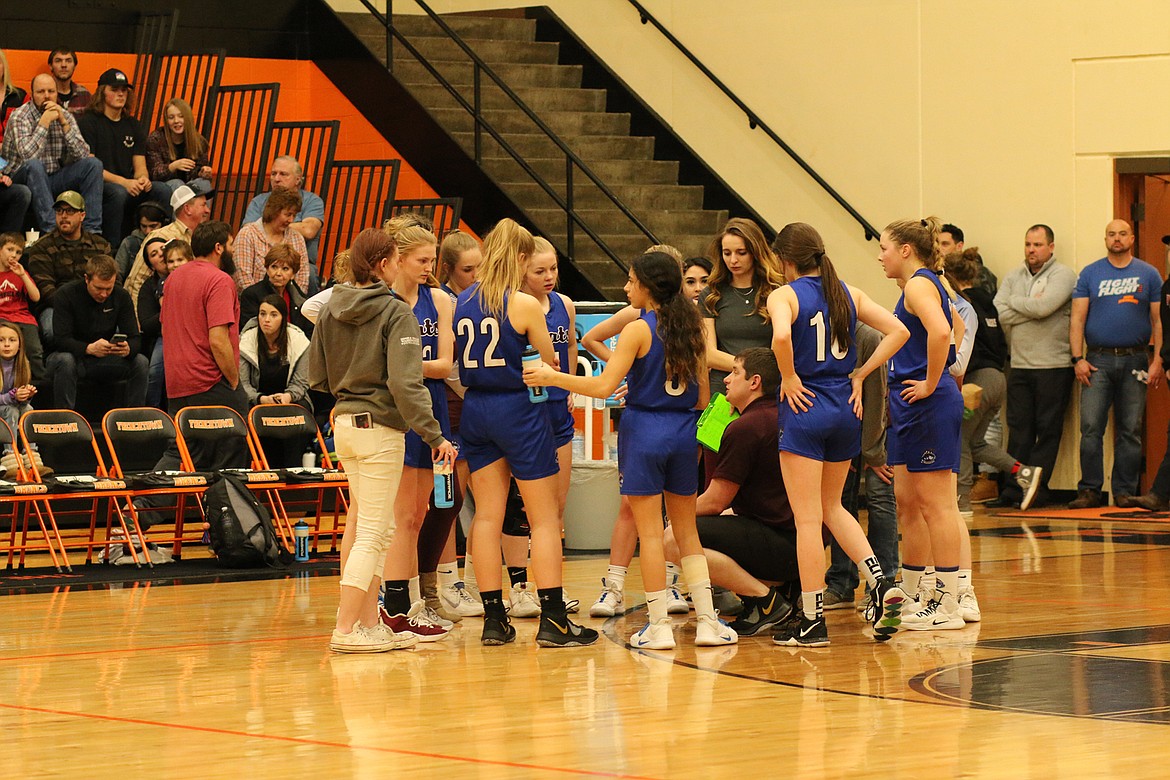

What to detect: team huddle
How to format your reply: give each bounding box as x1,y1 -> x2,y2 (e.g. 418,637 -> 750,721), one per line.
312,212 -> 978,654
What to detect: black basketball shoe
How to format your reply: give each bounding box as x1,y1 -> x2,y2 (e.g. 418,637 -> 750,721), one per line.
535,614 -> 599,647
481,615 -> 517,646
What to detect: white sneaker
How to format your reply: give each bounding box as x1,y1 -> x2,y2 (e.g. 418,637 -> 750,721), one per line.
589,578 -> 625,617
330,622 -> 398,653
629,618 -> 675,650
509,583 -> 541,618
958,587 -> 982,623
695,614 -> 738,646
666,586 -> 690,614
563,593 -> 580,614
418,600 -> 455,630
440,582 -> 484,617
901,592 -> 965,631
366,621 -> 420,650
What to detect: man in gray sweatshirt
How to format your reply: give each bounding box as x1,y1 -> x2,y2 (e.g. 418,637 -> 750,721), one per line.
993,224 -> 1076,507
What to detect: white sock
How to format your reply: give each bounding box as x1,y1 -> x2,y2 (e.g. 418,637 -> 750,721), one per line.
860,555 -> 883,589
902,565 -> 925,596
936,568 -> 959,598
665,560 -> 683,587
645,588 -> 670,623
409,575 -> 421,605
606,564 -> 628,591
437,561 -> 458,590
924,566 -> 938,591
802,590 -> 824,620
957,568 -> 972,592
463,553 -> 477,588
681,555 -> 714,619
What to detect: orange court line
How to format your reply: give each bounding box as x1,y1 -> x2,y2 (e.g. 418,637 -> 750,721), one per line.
0,701 -> 662,780
0,632 -> 328,663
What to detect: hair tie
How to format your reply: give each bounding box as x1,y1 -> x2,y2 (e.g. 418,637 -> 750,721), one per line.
920,219 -> 928,228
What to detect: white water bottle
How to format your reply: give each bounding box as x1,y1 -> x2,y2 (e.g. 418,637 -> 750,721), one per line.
433,460 -> 455,508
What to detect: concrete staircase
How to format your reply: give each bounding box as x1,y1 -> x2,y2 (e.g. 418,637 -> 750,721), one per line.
339,11 -> 728,299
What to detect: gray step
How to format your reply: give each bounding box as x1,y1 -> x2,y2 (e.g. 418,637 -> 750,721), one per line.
388,35 -> 561,65
389,13 -> 538,42
429,107 -> 631,137
392,58 -> 583,90
508,181 -> 705,211
407,82 -> 607,113
571,234 -> 717,265
455,132 -> 655,163
530,207 -> 725,238
480,155 -> 681,186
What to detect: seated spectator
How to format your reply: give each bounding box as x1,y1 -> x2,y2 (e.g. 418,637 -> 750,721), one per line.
234,187 -> 308,291
137,235 -> 169,408
0,321 -> 37,442
0,50 -> 32,234
123,180 -> 212,311
146,98 -> 212,193
25,191 -> 112,343
114,201 -> 168,280
663,347 -> 798,637
239,294 -> 312,466
0,232 -> 45,387
243,156 -> 323,291
2,73 -> 103,237
45,254 -> 147,410
239,243 -> 311,335
48,48 -> 90,116
78,69 -> 170,249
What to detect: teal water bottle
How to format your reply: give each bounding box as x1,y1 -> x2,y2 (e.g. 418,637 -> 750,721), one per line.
293,520 -> 310,562
521,345 -> 547,404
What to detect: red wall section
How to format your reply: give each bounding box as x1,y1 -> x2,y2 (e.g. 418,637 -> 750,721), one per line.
5,50 -> 474,236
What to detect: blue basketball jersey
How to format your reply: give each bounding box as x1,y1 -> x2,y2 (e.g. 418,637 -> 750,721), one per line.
545,293 -> 573,402
891,268 -> 956,383
454,283 -> 528,390
790,276 -> 856,387
413,286 -> 441,364
626,310 -> 699,412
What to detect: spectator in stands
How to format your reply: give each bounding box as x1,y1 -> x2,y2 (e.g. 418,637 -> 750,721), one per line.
243,155 -> 324,290
0,321 -> 37,438
1068,219 -> 1163,508
26,191 -> 112,343
234,187 -> 308,291
137,235 -> 169,408
161,220 -> 247,462
663,348 -> 798,637
78,69 -> 170,249
2,73 -> 103,236
123,180 -> 212,310
239,243 -> 311,335
46,254 -> 147,409
0,232 -> 45,387
239,294 -> 312,466
0,50 -> 33,234
993,224 -> 1076,508
146,98 -> 212,193
113,201 -> 167,280
940,223 -> 997,296
49,49 -> 90,116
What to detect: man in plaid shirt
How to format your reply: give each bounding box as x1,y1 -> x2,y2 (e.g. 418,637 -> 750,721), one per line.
1,73 -> 103,236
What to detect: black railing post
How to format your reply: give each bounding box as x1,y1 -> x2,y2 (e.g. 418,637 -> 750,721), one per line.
565,156 -> 574,261
473,64 -> 482,164
386,0 -> 393,72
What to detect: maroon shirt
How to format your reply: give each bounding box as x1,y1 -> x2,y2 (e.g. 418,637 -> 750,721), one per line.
710,396 -> 794,528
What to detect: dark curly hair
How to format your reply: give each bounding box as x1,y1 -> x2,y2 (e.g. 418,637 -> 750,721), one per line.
632,252 -> 704,385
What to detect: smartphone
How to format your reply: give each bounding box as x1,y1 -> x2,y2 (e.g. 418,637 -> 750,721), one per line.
0,156 -> 8,171
354,412 -> 372,429
111,333 -> 127,344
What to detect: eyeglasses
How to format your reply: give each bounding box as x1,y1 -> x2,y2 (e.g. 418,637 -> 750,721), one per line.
54,206 -> 81,215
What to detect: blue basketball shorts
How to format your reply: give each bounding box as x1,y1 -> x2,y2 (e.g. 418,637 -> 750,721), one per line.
887,378 -> 962,472
618,408 -> 698,496
460,389 -> 559,481
404,380 -> 453,469
777,380 -> 860,463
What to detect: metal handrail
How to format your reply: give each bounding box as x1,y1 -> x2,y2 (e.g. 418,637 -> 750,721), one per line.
356,0 -> 663,272
625,0 -> 879,241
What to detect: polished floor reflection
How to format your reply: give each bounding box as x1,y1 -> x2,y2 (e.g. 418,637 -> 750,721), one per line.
3,511 -> 1170,778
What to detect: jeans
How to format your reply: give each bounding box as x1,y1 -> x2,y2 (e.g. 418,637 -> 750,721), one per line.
334,415 -> 406,592
46,351 -> 149,409
0,183 -> 32,232
826,456 -> 899,595
959,367 -> 1018,504
11,157 -> 103,234
1078,351 -> 1148,496
145,338 -> 166,409
101,180 -> 171,249
1006,367 -> 1073,495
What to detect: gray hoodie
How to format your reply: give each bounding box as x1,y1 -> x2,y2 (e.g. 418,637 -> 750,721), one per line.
308,282 -> 445,447
993,257 -> 1076,370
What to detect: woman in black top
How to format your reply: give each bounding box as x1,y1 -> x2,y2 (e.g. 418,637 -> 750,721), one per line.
239,243 -> 312,336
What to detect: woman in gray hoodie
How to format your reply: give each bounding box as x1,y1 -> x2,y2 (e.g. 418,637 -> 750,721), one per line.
309,228 -> 457,654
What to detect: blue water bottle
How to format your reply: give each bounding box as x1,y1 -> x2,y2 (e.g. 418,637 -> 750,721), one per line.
293,520 -> 310,562
433,460 -> 455,508
521,345 -> 547,403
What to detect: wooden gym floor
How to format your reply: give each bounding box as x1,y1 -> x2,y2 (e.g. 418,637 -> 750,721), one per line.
3,507 -> 1170,778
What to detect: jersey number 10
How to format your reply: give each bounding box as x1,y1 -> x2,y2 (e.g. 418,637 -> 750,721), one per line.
810,311 -> 848,362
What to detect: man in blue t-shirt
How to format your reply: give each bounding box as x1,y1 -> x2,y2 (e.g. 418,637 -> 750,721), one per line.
243,155 -> 324,292
1068,219 -> 1164,508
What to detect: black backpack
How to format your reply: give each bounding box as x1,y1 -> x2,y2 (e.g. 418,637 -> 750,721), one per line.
205,473 -> 291,568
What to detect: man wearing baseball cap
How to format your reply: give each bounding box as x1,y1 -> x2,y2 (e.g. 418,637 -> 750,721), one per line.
78,68 -> 169,249
123,180 -> 214,311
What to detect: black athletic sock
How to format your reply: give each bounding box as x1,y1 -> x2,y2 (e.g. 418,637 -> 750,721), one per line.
507,566 -> 528,587
538,587 -> 566,620
481,589 -> 507,620
383,580 -> 410,616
